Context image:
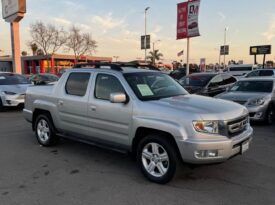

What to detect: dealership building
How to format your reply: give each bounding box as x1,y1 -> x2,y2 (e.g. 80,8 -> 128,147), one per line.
0,54 -> 112,74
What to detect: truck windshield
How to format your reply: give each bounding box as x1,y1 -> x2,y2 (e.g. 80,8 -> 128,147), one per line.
229,81 -> 273,93
124,72 -> 188,101
0,74 -> 31,85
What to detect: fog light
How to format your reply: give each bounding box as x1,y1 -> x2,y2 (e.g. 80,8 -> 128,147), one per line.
195,150 -> 218,158
6,100 -> 11,105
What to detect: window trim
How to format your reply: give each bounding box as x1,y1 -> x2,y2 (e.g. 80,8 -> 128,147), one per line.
94,73 -> 126,101
65,72 -> 91,97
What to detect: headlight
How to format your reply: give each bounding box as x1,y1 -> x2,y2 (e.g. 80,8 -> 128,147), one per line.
1,91 -> 17,95
193,121 -> 219,134
248,98 -> 265,106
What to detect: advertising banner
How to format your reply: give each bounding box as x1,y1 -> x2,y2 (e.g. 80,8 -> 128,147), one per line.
177,0 -> 200,39
2,0 -> 26,19
250,45 -> 271,55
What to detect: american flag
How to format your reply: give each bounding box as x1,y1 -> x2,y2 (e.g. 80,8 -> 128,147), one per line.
177,50 -> 184,57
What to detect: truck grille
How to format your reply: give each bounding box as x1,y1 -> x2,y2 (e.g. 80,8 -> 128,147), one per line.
227,115 -> 248,137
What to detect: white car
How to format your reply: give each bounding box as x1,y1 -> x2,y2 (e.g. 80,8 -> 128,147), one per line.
0,73 -> 31,111
225,64 -> 259,78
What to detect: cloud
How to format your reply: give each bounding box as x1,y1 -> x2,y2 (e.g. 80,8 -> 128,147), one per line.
262,19 -> 275,41
92,13 -> 126,32
53,17 -> 72,26
218,12 -> 226,22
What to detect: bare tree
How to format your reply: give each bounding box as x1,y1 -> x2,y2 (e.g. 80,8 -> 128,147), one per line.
65,25 -> 97,62
29,21 -> 67,55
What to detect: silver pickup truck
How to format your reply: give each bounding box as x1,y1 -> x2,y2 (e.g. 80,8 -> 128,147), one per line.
23,64 -> 253,184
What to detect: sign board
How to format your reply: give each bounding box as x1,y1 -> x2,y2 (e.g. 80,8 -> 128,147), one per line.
250,45 -> 271,55
141,35 -> 150,50
2,0 -> 26,19
220,45 -> 229,55
177,0 -> 200,40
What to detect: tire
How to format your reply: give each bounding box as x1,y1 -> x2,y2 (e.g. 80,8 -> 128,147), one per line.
137,134 -> 179,184
0,98 -> 4,112
34,114 -> 59,146
265,105 -> 274,125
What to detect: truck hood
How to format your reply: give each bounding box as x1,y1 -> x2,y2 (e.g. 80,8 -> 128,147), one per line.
0,84 -> 31,95
216,91 -> 268,102
147,94 -> 248,121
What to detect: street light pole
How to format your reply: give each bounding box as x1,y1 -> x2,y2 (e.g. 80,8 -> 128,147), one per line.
145,7 -> 150,63
223,27 -> 228,70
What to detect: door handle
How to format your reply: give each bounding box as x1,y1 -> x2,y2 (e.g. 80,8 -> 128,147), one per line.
58,100 -> 64,106
90,105 -> 96,111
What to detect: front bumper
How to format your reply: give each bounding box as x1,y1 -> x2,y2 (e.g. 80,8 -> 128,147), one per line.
177,126 -> 253,164
1,94 -> 25,107
247,105 -> 268,121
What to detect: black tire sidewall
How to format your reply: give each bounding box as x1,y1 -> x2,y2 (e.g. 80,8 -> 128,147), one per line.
266,105 -> 274,125
137,134 -> 178,184
35,114 -> 55,146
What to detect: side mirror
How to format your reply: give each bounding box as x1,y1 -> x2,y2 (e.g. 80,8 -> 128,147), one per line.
110,92 -> 127,103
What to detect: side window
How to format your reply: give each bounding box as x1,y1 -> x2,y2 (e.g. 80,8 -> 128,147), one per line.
259,70 -> 274,76
65,72 -> 91,96
208,75 -> 223,87
246,70 -> 259,77
95,74 -> 125,100
223,75 -> 237,85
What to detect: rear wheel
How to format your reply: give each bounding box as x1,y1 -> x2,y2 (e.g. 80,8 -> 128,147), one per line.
137,134 -> 178,184
35,114 -> 59,146
265,105 -> 274,125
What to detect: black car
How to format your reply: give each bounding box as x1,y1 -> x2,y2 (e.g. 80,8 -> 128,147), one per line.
30,73 -> 59,85
170,68 -> 186,80
179,73 -> 237,97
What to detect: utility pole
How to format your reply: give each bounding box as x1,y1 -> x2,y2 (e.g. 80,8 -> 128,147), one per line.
144,7 -> 150,62
223,27 -> 228,70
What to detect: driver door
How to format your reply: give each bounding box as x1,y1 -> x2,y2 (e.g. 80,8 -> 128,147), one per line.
87,72 -> 133,147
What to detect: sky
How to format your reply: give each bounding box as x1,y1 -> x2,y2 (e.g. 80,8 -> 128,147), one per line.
0,0 -> 275,64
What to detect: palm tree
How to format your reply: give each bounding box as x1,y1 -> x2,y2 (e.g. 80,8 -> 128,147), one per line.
147,49 -> 163,65
29,43 -> 38,56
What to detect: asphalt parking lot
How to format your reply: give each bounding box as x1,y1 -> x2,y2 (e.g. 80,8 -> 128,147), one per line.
0,109 -> 275,205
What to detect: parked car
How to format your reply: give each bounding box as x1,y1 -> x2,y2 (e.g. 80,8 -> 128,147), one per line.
245,69 -> 275,78
179,73 -> 237,97
29,73 -> 59,85
0,73 -> 31,111
170,68 -> 186,80
23,63 -> 252,184
225,64 -> 259,78
216,78 -> 275,124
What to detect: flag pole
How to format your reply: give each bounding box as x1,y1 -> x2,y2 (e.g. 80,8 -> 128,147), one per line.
186,37 -> 190,75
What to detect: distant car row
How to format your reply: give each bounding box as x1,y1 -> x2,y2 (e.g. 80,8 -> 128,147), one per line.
0,73 -> 59,111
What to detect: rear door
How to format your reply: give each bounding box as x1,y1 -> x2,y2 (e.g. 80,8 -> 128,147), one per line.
87,72 -> 133,147
57,71 -> 92,136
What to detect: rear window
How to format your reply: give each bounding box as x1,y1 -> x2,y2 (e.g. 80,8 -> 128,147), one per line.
229,81 -> 273,93
0,74 -> 30,85
180,75 -> 214,87
65,73 -> 90,96
229,67 -> 253,71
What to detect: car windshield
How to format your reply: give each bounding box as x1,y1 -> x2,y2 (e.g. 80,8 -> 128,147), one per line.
229,81 -> 273,93
0,74 -> 31,85
179,75 -> 214,87
124,72 -> 188,101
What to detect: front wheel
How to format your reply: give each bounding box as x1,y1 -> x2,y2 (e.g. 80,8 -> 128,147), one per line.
35,114 -> 59,146
265,105 -> 274,125
137,134 -> 178,184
